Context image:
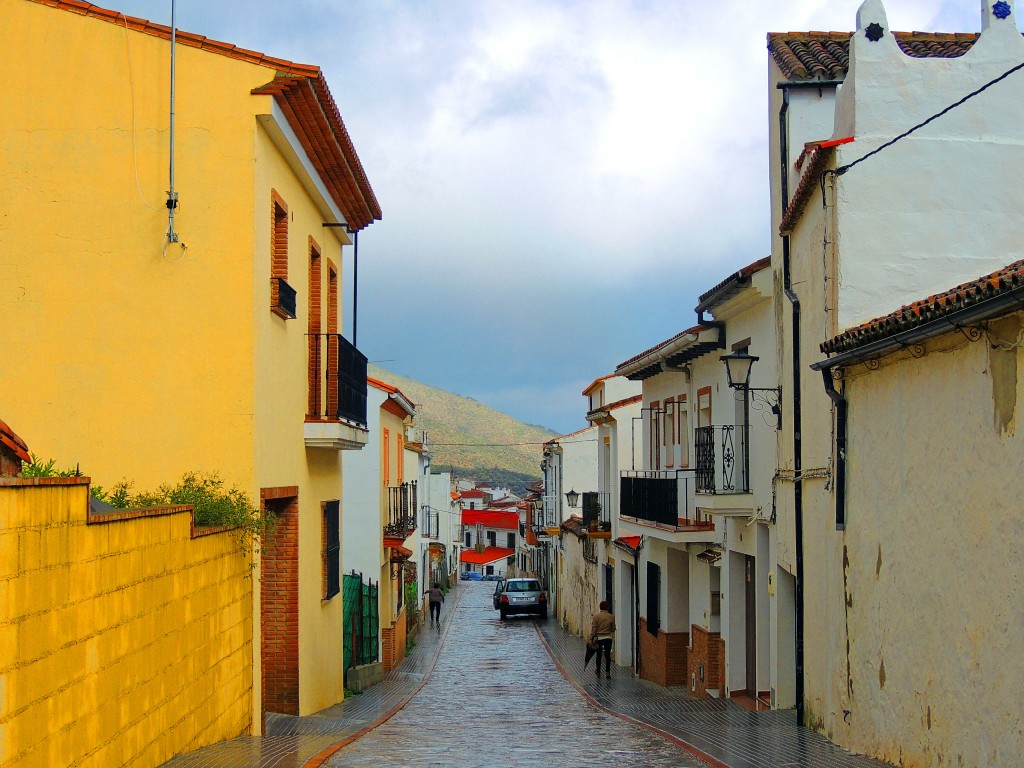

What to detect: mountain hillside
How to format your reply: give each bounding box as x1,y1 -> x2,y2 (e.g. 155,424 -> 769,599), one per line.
368,365 -> 556,491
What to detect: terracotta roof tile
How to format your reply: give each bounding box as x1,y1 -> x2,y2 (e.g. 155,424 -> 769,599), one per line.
779,138 -> 854,235
768,31 -> 979,82
821,258 -> 1024,355
0,418 -> 31,464
695,255 -> 773,312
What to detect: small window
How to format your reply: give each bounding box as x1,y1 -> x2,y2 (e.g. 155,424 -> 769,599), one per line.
270,191 -> 295,319
646,562 -> 661,635
487,531 -> 496,547
507,532 -> 515,548
323,500 -> 340,600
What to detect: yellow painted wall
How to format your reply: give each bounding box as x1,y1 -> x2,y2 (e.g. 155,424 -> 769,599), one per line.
379,409 -> 407,629
0,478 -> 252,768
252,121 -> 348,716
1,0 -> 268,491
2,1 -> 353,716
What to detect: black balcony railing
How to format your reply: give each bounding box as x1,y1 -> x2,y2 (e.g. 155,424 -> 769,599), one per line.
384,482 -> 418,539
272,277 -> 297,319
308,333 -> 368,428
422,506 -> 439,540
619,470 -> 711,528
695,425 -> 747,493
581,491 -> 611,532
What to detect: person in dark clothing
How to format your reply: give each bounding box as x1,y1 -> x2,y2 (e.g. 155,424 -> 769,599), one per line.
428,584 -> 445,624
590,600 -> 616,678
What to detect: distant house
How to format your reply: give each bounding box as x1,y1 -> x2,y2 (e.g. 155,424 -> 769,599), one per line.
460,509 -> 519,577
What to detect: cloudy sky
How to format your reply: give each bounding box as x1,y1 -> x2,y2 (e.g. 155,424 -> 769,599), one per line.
100,0 -> 990,433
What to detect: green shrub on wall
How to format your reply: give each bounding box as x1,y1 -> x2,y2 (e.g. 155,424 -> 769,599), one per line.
21,457 -> 273,556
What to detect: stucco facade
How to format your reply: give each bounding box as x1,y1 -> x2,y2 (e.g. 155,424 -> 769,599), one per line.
771,2 -> 1024,762
2,0 -> 380,720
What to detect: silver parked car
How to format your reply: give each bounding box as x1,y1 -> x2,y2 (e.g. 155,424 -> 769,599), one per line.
494,578 -> 547,620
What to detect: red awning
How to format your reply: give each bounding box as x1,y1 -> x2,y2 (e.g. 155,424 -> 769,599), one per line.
460,547 -> 514,565
613,536 -> 642,554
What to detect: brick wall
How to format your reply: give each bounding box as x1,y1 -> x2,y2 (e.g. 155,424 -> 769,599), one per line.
0,477 -> 253,768
688,624 -> 725,697
260,487 -> 299,718
380,608 -> 407,672
638,618 -> 689,687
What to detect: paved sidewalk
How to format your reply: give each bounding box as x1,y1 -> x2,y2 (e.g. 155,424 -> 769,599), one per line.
534,620 -> 889,768
160,587 -> 463,768
163,583 -> 893,768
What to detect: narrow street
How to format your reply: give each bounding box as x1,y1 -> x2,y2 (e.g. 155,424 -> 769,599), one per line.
325,583 -> 709,767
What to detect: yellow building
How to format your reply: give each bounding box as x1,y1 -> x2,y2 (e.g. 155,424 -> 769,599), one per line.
1,0 -> 379,722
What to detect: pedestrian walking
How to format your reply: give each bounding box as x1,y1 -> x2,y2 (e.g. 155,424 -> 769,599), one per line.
590,600 -> 615,678
428,584 -> 445,624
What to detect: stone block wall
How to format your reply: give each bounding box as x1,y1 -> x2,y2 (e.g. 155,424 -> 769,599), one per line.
0,477 -> 253,768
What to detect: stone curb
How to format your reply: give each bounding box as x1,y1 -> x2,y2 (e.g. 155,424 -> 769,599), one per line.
533,622 -> 726,768
302,585 -> 464,767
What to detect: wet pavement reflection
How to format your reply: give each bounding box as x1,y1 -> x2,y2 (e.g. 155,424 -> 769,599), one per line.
326,582 -> 708,768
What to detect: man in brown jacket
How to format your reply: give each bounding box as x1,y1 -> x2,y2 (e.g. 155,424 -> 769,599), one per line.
590,601 -> 616,678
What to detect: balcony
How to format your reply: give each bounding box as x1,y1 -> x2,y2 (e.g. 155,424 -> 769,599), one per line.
305,333 -> 369,450
694,425 -> 748,494
619,470 -> 715,540
581,491 -> 612,538
422,506 -> 440,540
271,277 -> 297,319
383,482 -> 418,545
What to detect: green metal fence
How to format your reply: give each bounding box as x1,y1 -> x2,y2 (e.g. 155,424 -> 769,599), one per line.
343,571 -> 379,670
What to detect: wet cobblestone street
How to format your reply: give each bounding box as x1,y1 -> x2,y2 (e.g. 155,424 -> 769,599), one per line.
326,583 -> 709,768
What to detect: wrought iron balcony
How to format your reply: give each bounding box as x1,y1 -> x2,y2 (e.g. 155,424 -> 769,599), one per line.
383,482 -> 418,540
421,506 -> 440,540
305,333 -> 368,449
619,470 -> 713,530
271,277 -> 297,319
695,425 -> 748,494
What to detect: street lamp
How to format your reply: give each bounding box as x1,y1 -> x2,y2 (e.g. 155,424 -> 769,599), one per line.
720,350 -> 782,430
565,489 -> 580,508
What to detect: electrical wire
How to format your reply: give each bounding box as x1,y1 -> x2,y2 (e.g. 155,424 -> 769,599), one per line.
832,58 -> 1024,177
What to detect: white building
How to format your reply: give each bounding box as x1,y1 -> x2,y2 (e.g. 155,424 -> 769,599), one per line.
770,2 -> 1024,763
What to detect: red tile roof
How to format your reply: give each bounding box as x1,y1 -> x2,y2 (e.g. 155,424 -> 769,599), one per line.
0,418 -> 31,464
695,255 -> 773,313
460,546 -> 515,565
588,394 -> 642,420
582,374 -> 615,396
32,0 -> 380,230
461,489 -> 485,499
779,137 -> 854,235
462,510 -> 519,529
821,258 -> 1024,356
544,424 -> 597,445
615,535 -> 642,552
768,31 -> 980,82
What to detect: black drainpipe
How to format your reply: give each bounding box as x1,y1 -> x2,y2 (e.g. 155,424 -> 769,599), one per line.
633,538 -> 644,677
819,368 -> 847,530
778,83 -> 805,725
777,77 -> 843,725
